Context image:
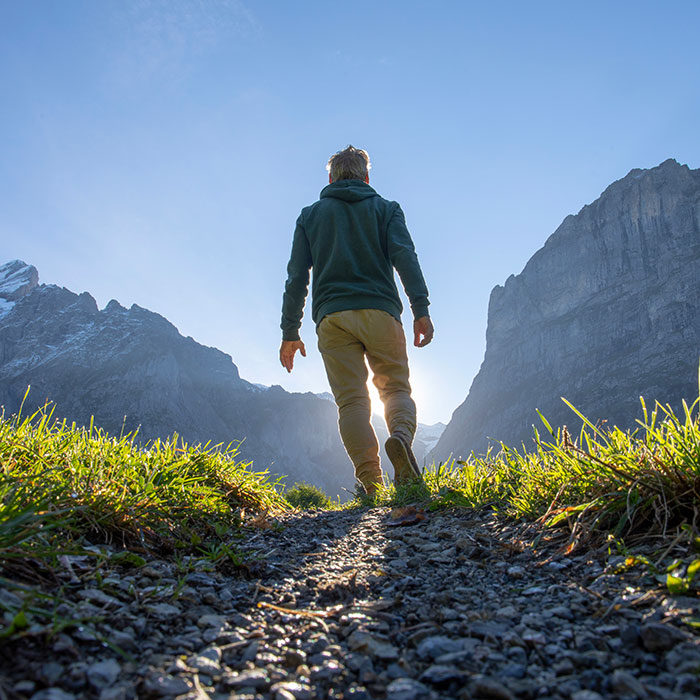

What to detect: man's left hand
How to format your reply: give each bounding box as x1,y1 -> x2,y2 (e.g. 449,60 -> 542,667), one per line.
280,339 -> 307,372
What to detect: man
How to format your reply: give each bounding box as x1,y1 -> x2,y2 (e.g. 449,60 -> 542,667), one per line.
279,145 -> 433,496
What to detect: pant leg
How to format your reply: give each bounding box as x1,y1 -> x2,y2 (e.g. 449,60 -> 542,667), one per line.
359,310 -> 417,445
316,314 -> 382,491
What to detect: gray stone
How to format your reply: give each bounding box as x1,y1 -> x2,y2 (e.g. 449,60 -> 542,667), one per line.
419,664 -> 467,687
142,673 -> 192,696
675,674 -> 700,694
344,687 -> 371,700
197,612 -> 228,628
310,660 -> 343,681
640,622 -> 686,652
39,663 -> 64,686
469,621 -> 507,640
620,624 -> 641,647
107,627 -> 136,651
86,659 -> 121,690
77,588 -> 121,607
188,572 -> 218,587
471,677 -> 516,700
665,642 -> 700,674
416,635 -> 463,660
522,629 -> 546,646
226,669 -> 271,691
521,585 -> 547,596
30,691 -> 76,700
187,646 -> 221,674
98,688 -> 129,700
309,635 -> 330,653
611,669 -> 648,698
14,682 -> 36,694
52,634 -> 78,655
385,677 -> 432,700
145,602 -> 180,619
547,605 -> 574,620
501,663 -> 527,679
241,639 -> 260,662
283,648 -> 308,667
347,630 -> 399,660
556,678 -> 583,697
494,605 -> 518,619
269,681 -> 314,700
275,690 -> 296,700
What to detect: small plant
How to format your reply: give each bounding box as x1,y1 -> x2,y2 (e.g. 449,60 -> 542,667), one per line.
284,482 -> 331,509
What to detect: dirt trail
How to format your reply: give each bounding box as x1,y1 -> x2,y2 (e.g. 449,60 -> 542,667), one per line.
3,507 -> 700,699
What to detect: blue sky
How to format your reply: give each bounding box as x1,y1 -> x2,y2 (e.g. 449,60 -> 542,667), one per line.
1,1 -> 699,424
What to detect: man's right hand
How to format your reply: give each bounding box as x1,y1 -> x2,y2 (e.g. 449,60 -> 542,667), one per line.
280,339 -> 307,372
413,316 -> 434,347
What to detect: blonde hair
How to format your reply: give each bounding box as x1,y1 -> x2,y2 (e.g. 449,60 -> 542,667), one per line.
326,145 -> 371,182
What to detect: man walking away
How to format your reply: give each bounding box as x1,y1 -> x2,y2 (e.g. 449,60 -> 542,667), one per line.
279,145 -> 434,497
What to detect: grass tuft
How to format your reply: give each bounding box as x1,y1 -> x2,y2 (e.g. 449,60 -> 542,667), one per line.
0,402 -> 287,576
284,481 -> 332,509
360,396 -> 700,552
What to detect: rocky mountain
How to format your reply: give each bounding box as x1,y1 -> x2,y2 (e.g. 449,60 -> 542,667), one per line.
433,159 -> 700,460
0,261 -> 358,495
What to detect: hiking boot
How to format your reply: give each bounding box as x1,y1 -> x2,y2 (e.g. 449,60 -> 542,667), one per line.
364,483 -> 378,499
385,435 -> 422,485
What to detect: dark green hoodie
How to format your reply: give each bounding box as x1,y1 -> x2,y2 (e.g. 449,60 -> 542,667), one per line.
281,180 -> 429,341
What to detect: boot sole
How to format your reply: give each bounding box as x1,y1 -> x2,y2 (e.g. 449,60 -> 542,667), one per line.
385,436 -> 422,484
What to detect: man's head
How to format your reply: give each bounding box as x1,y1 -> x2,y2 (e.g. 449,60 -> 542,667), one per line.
326,145 -> 371,183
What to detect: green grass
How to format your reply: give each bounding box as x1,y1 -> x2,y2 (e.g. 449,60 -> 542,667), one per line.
0,400 -> 287,575
284,481 -> 333,509
0,400 -> 290,639
350,396 -> 700,551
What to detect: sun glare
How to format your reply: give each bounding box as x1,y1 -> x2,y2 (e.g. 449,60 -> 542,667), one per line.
368,381 -> 383,419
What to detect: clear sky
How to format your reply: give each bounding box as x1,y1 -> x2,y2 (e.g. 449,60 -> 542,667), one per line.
1,1 -> 699,425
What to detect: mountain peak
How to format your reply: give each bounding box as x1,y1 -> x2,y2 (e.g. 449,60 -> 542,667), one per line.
0,260 -> 39,301
618,158 -> 692,187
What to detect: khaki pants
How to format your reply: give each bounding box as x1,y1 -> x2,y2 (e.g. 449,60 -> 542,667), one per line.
316,309 -> 416,491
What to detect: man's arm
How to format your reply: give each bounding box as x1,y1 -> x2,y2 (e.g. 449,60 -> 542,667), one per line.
387,205 -> 434,346
280,215 -> 312,370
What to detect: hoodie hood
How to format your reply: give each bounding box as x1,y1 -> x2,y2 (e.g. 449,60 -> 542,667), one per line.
320,180 -> 378,203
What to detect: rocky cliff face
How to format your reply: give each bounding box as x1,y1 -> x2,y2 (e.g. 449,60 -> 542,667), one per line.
433,159 -> 700,460
0,261 -> 356,496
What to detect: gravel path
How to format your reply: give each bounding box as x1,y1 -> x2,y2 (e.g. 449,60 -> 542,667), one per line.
3,506 -> 700,699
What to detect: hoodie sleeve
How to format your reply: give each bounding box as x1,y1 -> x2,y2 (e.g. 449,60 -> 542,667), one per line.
281,214 -> 312,341
387,204 -> 430,319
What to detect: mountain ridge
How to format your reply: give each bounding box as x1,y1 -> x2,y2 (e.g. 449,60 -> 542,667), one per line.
433,158 -> 700,460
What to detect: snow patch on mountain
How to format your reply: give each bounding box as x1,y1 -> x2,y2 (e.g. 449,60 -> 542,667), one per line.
0,260 -> 39,301
417,422 -> 446,454
0,299 -> 15,320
